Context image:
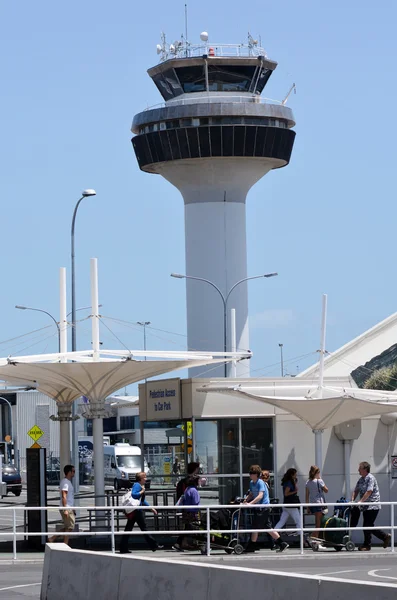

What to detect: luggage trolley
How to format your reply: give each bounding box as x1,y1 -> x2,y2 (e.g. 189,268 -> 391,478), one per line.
198,504 -> 246,555
310,502 -> 355,552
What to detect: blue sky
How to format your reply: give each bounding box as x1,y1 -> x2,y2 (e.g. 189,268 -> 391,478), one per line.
1,0 -> 397,385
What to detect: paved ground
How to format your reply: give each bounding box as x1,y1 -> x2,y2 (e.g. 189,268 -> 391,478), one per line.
173,547 -> 397,584
0,563 -> 42,598
1,546 -> 397,598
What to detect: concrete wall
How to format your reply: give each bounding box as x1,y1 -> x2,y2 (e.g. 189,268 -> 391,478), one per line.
41,544 -> 397,600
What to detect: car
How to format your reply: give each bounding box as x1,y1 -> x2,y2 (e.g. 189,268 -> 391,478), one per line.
2,464 -> 22,496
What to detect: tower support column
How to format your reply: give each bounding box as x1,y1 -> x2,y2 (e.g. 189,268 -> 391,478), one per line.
159,158 -> 273,377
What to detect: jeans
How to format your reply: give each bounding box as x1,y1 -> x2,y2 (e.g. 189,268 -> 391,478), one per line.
274,508 -> 302,531
350,506 -> 387,547
120,510 -> 157,552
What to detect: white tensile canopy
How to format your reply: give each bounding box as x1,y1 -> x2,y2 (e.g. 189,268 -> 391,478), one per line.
200,380 -> 397,491
0,348 -> 251,504
0,349 -> 244,404
199,382 -> 397,430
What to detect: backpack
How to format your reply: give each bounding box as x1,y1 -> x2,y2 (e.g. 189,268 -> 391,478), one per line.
176,477 -> 188,501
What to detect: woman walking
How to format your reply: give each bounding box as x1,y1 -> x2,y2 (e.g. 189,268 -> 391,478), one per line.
305,465 -> 328,539
120,472 -> 162,553
274,468 -> 302,534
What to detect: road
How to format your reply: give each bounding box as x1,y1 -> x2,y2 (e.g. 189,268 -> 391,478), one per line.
0,563 -> 42,599
1,546 -> 397,598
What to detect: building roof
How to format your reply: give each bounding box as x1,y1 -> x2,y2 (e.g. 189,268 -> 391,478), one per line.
299,312 -> 397,379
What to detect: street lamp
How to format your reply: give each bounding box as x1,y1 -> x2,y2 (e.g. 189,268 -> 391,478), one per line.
15,305 -> 60,352
71,188 -> 96,493
171,272 -> 278,376
279,343 -> 284,377
71,189 -> 97,354
136,322 -> 151,360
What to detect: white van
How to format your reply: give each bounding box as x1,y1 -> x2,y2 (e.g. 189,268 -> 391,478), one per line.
104,443 -> 149,491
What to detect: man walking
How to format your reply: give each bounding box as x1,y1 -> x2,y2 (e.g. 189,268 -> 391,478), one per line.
48,464 -> 76,545
350,461 -> 391,551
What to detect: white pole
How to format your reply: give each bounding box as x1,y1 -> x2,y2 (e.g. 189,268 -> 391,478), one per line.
90,258 -> 105,506
343,440 -> 352,498
59,267 -> 71,472
313,294 -> 327,469
93,417 -> 105,507
318,294 -> 328,390
230,308 -> 237,378
90,258 -> 100,361
60,268 -> 67,358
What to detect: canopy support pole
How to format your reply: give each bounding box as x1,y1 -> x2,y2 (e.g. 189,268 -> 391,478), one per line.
59,267 -> 71,472
343,440 -> 352,498
312,294 -> 327,470
90,258 -> 106,506
230,308 -> 237,378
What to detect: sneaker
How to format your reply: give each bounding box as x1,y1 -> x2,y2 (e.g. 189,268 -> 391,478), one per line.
172,544 -> 184,552
358,546 -> 371,551
277,542 -> 289,553
383,534 -> 391,549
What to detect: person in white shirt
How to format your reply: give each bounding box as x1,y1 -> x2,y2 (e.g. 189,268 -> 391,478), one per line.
48,464 -> 76,545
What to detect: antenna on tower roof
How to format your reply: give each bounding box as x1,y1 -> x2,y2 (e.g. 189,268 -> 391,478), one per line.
185,4 -> 188,57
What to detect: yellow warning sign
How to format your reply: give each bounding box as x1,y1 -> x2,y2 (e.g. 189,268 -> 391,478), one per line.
30,442 -> 42,449
27,425 -> 44,442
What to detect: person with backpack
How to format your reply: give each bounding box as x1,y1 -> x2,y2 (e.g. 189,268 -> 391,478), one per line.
173,475 -> 201,551
274,468 -> 302,535
175,461 -> 200,501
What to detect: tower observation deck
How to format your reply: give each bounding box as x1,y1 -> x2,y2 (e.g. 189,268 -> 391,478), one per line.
131,33 -> 296,377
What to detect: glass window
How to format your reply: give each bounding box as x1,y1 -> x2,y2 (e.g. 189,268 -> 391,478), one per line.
197,475 -> 240,506
208,65 -> 257,92
195,419 -> 239,475
152,69 -> 184,100
175,66 -> 206,93
241,417 -> 274,474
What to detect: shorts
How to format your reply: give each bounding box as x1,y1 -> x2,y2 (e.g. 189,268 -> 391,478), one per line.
310,506 -> 324,514
252,508 -> 272,530
60,509 -> 75,531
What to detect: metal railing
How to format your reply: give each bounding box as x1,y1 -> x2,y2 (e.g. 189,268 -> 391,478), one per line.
0,501 -> 395,560
142,94 -> 284,113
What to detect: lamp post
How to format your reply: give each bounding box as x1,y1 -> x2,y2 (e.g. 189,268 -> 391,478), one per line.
136,321 -> 151,359
71,189 -> 96,493
15,305 -> 60,352
279,343 -> 284,377
171,272 -> 278,376
0,397 -> 13,464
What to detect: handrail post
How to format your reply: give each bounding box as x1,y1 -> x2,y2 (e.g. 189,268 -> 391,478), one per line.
206,507 -> 211,556
13,508 -> 17,560
391,503 -> 395,554
300,505 -> 304,555
111,506 -> 115,554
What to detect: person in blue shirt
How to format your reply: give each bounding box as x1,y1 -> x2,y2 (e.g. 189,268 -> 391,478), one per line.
119,472 -> 163,553
173,475 -> 201,551
243,465 -> 288,553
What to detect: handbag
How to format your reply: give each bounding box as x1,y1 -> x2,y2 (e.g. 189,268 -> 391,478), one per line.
121,491 -> 141,514
317,480 -> 328,514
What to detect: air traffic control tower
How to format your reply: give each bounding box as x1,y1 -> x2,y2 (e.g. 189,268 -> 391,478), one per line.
132,33 -> 296,377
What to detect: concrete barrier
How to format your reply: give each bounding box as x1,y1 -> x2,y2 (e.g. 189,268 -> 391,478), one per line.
41,544 -> 397,600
